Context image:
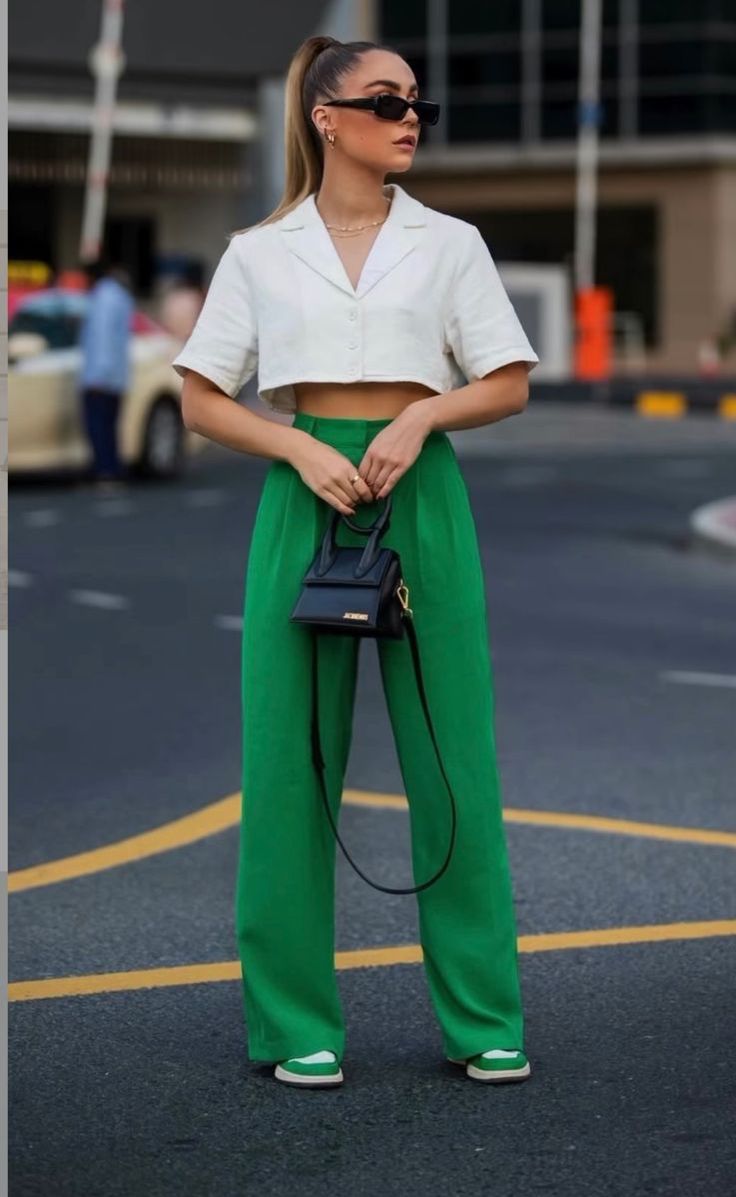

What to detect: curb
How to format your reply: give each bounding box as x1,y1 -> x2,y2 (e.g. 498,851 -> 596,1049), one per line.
689,497 -> 736,561
532,379 -> 736,419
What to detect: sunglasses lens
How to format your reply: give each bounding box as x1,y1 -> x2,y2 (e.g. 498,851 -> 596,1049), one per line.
414,101 -> 440,125
375,95 -> 408,120
373,94 -> 441,125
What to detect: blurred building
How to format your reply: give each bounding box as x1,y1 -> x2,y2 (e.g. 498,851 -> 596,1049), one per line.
8,0 -> 736,374
8,0 -> 369,297
391,1 -> 736,375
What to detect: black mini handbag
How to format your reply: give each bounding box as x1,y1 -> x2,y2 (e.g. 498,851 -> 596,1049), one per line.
289,493 -> 457,894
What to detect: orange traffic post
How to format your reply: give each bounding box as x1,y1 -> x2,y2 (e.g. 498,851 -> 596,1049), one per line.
575,285 -> 613,380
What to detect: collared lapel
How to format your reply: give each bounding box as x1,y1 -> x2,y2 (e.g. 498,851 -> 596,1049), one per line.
278,183 -> 427,300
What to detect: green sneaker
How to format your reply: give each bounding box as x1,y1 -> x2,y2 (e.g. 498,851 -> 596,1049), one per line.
274,1050 -> 344,1087
448,1048 -> 531,1082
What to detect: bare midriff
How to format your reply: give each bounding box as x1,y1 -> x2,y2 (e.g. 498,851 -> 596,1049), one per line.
293,380 -> 438,420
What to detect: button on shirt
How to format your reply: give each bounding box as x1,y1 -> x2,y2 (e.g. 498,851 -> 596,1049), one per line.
79,276 -> 135,394
171,182 -> 539,414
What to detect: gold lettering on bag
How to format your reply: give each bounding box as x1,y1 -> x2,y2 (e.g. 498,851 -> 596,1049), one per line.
344,612 -> 369,621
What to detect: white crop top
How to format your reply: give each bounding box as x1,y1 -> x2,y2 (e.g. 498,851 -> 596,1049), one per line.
171,182 -> 539,414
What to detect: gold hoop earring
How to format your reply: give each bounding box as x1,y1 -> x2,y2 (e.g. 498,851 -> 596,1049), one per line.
326,131 -> 336,148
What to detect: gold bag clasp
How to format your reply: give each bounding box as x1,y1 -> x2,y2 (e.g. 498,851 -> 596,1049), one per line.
396,578 -> 413,617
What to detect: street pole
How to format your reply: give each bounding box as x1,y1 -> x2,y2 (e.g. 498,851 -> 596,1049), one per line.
79,0 -> 126,264
574,0 -> 602,292
521,0 -> 542,146
427,0 -> 448,147
573,0 -> 613,382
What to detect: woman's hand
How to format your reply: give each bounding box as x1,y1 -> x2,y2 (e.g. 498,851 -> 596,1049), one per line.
289,436 -> 375,516
357,404 -> 434,499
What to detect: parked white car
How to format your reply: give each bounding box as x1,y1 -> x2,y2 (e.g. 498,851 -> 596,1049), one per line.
7,287 -> 206,478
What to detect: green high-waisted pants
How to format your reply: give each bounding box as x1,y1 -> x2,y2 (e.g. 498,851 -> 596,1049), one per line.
235,411 -> 525,1065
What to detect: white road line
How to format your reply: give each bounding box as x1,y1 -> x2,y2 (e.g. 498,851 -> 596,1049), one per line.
655,460 -> 710,479
93,500 -> 136,517
69,590 -> 130,610
8,571 -> 33,587
24,510 -> 61,527
214,615 -> 242,631
499,466 -> 559,486
185,489 -> 227,507
661,670 -> 736,689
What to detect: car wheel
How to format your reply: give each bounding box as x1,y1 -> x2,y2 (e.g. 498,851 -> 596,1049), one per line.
138,396 -> 184,478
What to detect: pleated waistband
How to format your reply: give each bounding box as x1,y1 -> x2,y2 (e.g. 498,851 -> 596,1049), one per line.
291,410 -> 449,454
292,411 -> 396,433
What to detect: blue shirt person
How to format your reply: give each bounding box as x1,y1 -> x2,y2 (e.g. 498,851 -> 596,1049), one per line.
78,263 -> 135,486
79,271 -> 135,393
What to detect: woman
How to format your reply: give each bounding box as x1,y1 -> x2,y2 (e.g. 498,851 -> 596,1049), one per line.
172,35 -> 539,1089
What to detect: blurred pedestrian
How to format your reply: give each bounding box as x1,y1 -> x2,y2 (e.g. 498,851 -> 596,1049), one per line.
78,255 -> 135,490
159,264 -> 204,341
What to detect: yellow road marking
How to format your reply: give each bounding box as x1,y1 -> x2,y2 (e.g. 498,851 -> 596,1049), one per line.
636,391 -> 686,418
9,920 -> 735,1003
719,394 -> 736,420
9,790 -> 736,894
8,794 -> 240,893
501,807 -> 736,847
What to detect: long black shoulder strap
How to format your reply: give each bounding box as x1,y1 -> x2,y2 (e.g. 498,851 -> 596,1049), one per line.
309,624 -> 457,895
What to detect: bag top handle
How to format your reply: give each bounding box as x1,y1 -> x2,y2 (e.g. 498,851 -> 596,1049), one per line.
317,494 -> 393,579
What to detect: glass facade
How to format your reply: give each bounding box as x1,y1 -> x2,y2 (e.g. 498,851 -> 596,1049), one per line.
379,0 -> 736,143
465,204 -> 659,346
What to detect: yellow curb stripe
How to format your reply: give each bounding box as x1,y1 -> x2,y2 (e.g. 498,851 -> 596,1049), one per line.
720,394 -> 736,420
9,791 -> 736,894
9,920 -> 736,1003
636,391 -> 687,418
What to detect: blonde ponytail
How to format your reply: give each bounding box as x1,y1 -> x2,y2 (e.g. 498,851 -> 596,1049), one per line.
228,35 -> 394,237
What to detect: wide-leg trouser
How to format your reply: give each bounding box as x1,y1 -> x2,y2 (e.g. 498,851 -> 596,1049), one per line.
235,411 -> 525,1065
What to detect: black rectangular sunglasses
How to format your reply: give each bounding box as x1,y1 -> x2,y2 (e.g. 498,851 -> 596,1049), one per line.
323,93 -> 441,126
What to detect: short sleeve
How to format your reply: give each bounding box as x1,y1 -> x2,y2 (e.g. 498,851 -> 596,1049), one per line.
445,224 -> 539,382
171,236 -> 258,398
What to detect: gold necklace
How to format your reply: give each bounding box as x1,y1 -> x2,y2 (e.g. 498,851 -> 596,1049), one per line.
327,218 -> 388,239
321,196 -> 391,237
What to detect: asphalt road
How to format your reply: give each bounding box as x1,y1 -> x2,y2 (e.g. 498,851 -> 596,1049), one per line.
8,401 -> 736,1196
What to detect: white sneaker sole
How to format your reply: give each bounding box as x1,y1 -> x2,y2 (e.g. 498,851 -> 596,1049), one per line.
274,1062 -> 344,1087
447,1056 -> 531,1082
